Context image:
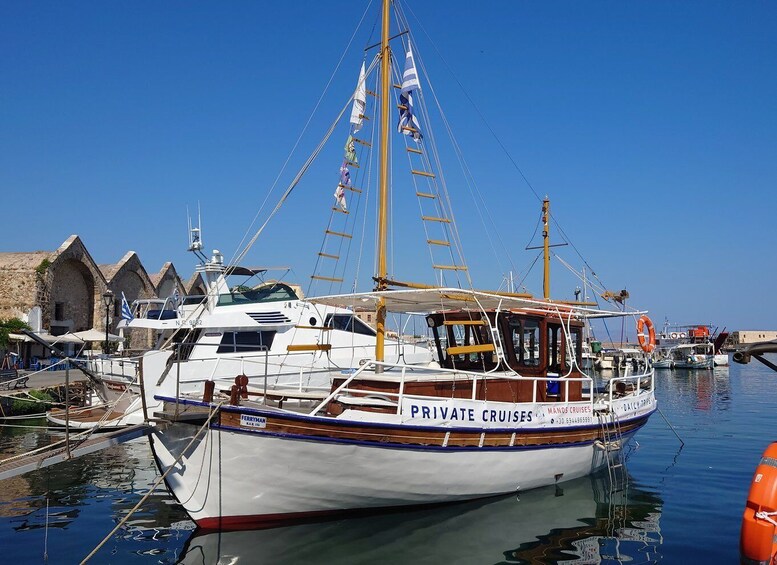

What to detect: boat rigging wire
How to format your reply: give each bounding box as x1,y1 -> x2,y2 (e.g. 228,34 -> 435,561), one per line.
394,18 -> 489,287
398,0 -> 618,298
230,0 -> 375,269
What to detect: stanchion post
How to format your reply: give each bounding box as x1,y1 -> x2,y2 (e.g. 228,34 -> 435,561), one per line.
65,364 -> 71,459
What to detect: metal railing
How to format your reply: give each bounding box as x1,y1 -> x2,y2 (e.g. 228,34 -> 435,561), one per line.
307,359 -> 613,418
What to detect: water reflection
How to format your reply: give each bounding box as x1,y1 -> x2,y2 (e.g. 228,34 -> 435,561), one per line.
0,432 -> 188,533
650,367 -> 732,413
179,470 -> 663,565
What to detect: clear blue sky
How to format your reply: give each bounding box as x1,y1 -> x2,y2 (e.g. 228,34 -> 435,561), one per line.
2,1 -> 776,333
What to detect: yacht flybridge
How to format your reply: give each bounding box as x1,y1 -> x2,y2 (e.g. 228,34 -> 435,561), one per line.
141,0 -> 657,529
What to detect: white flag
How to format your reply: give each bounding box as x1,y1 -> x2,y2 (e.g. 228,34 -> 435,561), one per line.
350,62 -> 367,133
334,185 -> 348,211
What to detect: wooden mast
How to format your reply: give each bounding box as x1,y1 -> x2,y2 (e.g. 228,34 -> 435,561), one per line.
542,196 -> 550,299
374,0 -> 391,367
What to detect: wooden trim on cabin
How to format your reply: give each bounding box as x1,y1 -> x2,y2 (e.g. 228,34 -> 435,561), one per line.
286,344 -> 332,352
447,343 -> 496,355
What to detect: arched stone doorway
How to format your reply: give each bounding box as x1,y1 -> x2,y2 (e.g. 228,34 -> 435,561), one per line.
49,258 -> 96,334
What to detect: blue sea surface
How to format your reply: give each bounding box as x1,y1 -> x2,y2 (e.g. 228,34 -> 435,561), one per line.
0,357 -> 775,563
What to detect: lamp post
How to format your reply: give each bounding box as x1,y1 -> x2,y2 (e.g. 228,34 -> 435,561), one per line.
102,290 -> 114,355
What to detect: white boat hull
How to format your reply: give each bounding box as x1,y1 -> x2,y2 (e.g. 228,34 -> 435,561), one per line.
151,403 -> 648,528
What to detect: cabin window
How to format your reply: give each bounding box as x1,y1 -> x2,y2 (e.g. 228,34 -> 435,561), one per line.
325,314 -> 377,337
568,327 -> 583,369
217,331 -> 276,353
508,317 -> 540,367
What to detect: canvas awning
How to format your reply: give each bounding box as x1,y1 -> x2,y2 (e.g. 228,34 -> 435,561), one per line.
8,332 -> 84,344
310,288 -> 644,319
70,328 -> 124,342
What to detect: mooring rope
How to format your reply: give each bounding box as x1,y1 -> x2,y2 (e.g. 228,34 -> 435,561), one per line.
755,510 -> 777,528
80,401 -> 224,564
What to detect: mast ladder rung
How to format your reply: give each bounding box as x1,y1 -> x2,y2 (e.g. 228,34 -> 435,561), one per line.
287,344 -> 332,352
393,83 -> 403,89
433,264 -> 468,271
406,147 -> 423,154
411,170 -> 435,178
427,239 -> 450,246
318,252 -> 339,260
352,138 -> 372,148
443,320 -> 485,326
357,113 -> 371,121
416,192 -> 436,199
325,230 -> 353,239
402,126 -> 420,135
366,89 -> 377,97
422,216 -> 451,223
310,275 -> 344,283
346,161 -> 360,169
331,207 -> 350,214
338,183 -> 362,194
397,104 -> 407,111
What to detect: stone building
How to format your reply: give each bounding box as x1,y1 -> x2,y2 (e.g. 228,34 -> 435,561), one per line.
0,235 -> 186,357
0,235 -> 108,334
726,331 -> 777,347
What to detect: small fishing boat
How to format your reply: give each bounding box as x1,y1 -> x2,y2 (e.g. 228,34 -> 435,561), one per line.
651,322 -> 727,370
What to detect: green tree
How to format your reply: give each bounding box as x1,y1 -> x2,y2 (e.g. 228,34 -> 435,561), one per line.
0,317 -> 31,349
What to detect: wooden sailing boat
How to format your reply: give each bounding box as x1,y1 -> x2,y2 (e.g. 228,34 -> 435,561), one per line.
144,0 -> 657,529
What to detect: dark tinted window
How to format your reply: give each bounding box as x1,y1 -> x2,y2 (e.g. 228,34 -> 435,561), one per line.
172,328 -> 202,360
325,314 -> 376,336
508,317 -> 540,367
217,331 -> 276,353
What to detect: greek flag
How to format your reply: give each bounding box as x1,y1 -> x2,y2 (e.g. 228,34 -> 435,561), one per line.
172,286 -> 180,306
120,292 -> 134,321
397,44 -> 422,142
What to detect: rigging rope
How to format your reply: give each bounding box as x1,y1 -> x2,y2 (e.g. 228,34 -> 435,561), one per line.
229,0 -> 375,269
397,0 -> 620,300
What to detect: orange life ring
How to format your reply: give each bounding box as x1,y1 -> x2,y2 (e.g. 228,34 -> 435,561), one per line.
741,443 -> 777,564
636,315 -> 656,353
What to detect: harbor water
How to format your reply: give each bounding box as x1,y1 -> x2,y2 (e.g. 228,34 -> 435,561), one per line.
0,357 -> 774,563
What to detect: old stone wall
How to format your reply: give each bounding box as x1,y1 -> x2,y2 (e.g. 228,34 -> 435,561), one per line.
0,270 -> 38,320
49,259 -> 96,333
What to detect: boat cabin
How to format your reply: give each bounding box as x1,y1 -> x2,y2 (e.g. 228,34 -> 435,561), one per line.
425,310 -> 584,401
327,309 -> 586,415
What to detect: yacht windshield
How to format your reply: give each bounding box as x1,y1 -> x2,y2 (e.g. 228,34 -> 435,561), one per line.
217,283 -> 299,306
